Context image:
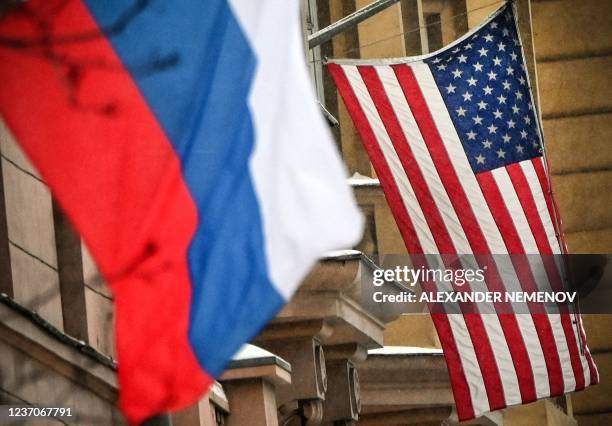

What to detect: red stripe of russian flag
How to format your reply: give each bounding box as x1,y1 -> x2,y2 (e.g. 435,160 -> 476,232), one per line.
0,1 -> 211,423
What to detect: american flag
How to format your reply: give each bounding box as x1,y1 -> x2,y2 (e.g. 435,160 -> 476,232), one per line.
328,3 -> 598,421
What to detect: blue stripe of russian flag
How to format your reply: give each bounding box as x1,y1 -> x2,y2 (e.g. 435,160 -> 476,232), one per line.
82,0 -> 284,376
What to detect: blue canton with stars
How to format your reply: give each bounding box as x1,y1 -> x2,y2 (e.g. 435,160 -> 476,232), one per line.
424,4 -> 543,174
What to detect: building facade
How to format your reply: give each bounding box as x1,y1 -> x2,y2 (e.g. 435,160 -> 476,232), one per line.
0,0 -> 610,425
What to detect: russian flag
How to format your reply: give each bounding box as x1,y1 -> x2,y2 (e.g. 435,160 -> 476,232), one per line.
0,0 -> 363,423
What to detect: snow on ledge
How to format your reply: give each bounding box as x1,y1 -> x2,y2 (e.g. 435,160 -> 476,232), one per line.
348,172 -> 380,187
368,346 -> 443,356
233,344 -> 278,361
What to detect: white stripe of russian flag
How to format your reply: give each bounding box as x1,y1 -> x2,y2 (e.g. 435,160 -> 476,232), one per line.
228,0 -> 364,300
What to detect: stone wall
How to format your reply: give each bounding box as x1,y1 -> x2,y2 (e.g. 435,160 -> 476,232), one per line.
530,0 -> 612,254
530,1 -> 612,424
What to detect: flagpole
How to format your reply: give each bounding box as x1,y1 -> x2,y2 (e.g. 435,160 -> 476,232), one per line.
307,0 -> 400,49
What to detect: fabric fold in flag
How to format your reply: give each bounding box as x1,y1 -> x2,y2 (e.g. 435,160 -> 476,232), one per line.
0,0 -> 363,423
327,2 -> 597,421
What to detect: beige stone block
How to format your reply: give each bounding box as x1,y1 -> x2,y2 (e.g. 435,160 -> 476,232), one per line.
172,403 -> 201,426
9,244 -> 63,331
538,56 -> 612,118
545,400 -> 578,426
465,0 -> 504,30
0,339 -> 117,425
424,0 -> 468,47
85,287 -> 116,358
403,0 -> 426,55
572,351 -> 612,415
223,380 -> 279,426
0,118 -> 42,178
3,158 -> 57,268
356,1 -> 405,58
354,186 -> 407,256
375,203 -> 408,256
582,315 -> 612,354
383,313 -> 440,348
339,99 -> 372,176
532,0 -> 612,61
565,228 -> 612,254
503,399 -> 576,426
544,113 -> 612,174
370,194 -> 403,254
81,241 -> 112,298
575,412 -> 612,426
329,1 -> 373,176
552,170 -> 612,233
